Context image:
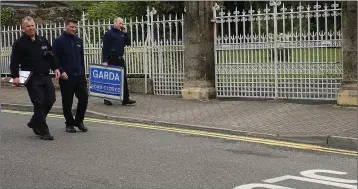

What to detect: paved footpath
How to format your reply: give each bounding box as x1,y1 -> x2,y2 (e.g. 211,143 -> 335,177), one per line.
1,85 -> 357,149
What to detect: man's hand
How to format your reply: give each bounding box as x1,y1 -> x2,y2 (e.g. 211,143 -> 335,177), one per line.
54,69 -> 61,79
102,62 -> 108,67
61,72 -> 68,80
13,77 -> 20,86
121,26 -> 127,33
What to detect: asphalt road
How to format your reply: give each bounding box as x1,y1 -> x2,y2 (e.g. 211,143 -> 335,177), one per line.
1,111 -> 357,189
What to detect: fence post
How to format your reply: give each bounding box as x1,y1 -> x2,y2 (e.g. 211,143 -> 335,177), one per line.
271,0 -> 280,100
81,11 -> 88,74
144,6 -> 150,94
147,7 -> 157,94
212,4 -> 219,97
0,26 -> 3,89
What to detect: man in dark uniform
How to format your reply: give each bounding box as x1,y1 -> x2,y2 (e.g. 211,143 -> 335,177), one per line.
53,18 -> 88,133
102,17 -> 136,106
10,16 -> 61,140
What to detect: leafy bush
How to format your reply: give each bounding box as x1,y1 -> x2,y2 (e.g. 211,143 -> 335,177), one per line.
1,8 -> 15,26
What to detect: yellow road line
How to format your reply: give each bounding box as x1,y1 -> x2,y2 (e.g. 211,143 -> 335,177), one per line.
2,109 -> 357,156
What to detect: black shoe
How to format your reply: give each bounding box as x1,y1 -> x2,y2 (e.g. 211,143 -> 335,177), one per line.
66,125 -> 77,133
28,121 -> 41,135
27,121 -> 34,128
38,128 -> 54,140
104,99 -> 112,106
75,123 -> 88,132
40,134 -> 54,140
32,128 -> 41,136
122,99 -> 136,105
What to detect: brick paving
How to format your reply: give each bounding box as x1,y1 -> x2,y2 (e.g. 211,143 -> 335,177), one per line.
1,85 -> 356,138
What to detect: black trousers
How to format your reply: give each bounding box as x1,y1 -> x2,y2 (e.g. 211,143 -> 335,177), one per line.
107,56 -> 129,101
25,75 -> 56,133
59,75 -> 88,126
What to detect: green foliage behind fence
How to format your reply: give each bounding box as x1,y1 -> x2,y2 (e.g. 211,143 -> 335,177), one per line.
1,8 -> 15,26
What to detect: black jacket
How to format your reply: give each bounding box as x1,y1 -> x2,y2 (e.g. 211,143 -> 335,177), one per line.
52,32 -> 85,76
102,26 -> 130,63
10,34 -> 59,78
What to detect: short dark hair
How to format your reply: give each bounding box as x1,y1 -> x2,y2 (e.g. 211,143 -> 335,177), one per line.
65,18 -> 78,25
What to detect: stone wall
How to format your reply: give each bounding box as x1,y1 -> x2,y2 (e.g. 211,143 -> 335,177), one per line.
9,7 -> 81,26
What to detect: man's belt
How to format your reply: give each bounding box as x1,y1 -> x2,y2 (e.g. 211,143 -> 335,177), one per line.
32,73 -> 49,76
109,55 -> 124,59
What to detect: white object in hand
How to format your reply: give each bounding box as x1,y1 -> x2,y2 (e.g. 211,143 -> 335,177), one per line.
9,71 -> 31,84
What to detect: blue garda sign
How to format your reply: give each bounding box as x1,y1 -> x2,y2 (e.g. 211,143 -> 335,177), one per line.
89,65 -> 124,101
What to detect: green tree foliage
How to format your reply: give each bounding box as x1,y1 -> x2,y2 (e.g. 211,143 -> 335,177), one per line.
149,1 -> 184,15
67,1 -> 184,45
1,7 -> 15,26
68,1 -> 96,11
69,1 -> 184,21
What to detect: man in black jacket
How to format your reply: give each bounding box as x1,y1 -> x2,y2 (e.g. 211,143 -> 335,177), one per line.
10,16 -> 61,140
52,18 -> 88,133
102,17 -> 136,106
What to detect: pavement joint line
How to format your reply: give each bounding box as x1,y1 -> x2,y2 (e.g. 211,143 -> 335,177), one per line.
2,109 -> 357,156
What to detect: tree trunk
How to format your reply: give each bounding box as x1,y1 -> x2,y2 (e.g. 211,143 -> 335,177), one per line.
336,1 -> 357,107
342,1 -> 357,83
183,1 -> 215,88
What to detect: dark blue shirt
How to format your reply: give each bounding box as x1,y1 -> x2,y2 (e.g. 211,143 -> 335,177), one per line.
102,26 -> 130,62
53,32 -> 85,76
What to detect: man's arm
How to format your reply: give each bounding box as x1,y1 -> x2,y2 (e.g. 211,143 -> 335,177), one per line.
102,31 -> 112,63
44,38 -> 61,79
45,39 -> 60,71
80,38 -> 85,68
10,40 -> 21,78
51,38 -> 64,73
42,37 -> 60,74
124,32 -> 131,47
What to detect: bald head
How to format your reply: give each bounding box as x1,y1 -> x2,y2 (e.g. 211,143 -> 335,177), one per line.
114,17 -> 123,23
113,17 -> 124,30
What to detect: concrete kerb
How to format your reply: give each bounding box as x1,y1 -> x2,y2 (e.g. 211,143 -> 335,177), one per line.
1,103 -> 357,151
327,136 -> 358,150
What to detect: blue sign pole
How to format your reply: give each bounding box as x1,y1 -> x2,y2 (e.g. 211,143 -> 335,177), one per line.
89,64 -> 124,101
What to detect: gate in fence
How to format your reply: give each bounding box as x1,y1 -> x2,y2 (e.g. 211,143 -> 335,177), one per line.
212,1 -> 343,100
0,7 -> 184,95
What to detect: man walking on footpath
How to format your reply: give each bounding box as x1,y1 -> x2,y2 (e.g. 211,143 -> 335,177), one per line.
102,17 -> 136,106
53,18 -> 88,133
10,16 -> 61,140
